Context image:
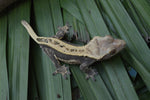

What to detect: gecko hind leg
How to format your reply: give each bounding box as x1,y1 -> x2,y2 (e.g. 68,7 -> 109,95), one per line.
41,46 -> 71,79
53,24 -> 71,39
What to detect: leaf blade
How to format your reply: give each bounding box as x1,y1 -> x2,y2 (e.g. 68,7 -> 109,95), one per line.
7,1 -> 30,100
0,15 -> 9,100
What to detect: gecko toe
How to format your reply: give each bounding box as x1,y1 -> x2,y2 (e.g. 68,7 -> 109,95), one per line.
52,71 -> 57,76
85,68 -> 98,81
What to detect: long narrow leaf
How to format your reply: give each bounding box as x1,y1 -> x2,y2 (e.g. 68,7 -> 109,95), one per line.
7,1 -> 30,100
28,63 -> 39,100
129,0 -> 150,34
0,15 -> 9,100
122,0 -> 148,37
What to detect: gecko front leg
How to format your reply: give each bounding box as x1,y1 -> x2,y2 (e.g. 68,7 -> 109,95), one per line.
52,24 -> 71,39
41,45 -> 70,79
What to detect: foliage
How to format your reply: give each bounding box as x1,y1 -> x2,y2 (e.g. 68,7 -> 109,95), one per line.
0,0 -> 150,100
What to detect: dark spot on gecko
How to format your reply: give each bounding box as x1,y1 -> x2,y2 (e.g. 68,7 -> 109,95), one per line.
54,41 -> 60,45
37,38 -> 48,43
65,47 -> 69,51
70,49 -> 74,52
37,38 -> 42,42
74,49 -> 77,52
60,45 -> 64,48
49,39 -> 52,42
79,49 -> 84,52
70,49 -> 77,52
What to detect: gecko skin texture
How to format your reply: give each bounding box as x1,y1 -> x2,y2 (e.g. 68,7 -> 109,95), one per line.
21,20 -> 126,80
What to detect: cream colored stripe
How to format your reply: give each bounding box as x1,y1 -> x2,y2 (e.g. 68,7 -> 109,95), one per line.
21,20 -> 39,43
21,20 -> 99,60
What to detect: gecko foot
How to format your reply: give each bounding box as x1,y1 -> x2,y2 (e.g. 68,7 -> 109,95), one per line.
52,65 -> 71,79
53,24 -> 71,39
85,68 -> 98,81
57,24 -> 71,34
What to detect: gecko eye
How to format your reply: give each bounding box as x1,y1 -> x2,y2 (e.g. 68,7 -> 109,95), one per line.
110,49 -> 116,55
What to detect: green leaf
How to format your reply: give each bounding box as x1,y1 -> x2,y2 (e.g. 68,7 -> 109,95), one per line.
7,1 -> 30,100
122,0 -> 148,37
129,0 -> 150,34
0,15 -> 9,100
28,63 -> 39,100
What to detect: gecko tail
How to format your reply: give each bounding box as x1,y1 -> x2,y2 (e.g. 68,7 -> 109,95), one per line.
21,20 -> 39,43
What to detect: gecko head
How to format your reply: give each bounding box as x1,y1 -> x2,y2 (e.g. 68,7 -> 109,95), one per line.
101,35 -> 126,60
